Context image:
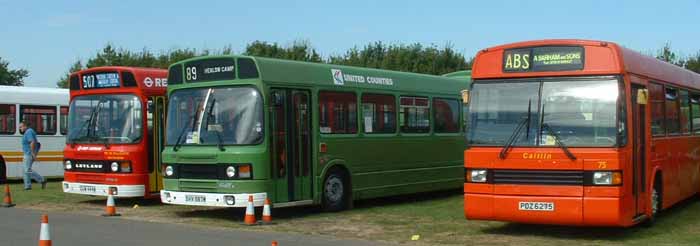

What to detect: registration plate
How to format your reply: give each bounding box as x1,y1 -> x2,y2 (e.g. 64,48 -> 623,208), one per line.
79,185 -> 96,193
518,202 -> 554,211
185,195 -> 206,203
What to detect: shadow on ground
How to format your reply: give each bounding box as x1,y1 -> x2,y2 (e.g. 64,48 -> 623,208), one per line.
78,196 -> 164,207
480,196 -> 700,243
171,189 -> 462,222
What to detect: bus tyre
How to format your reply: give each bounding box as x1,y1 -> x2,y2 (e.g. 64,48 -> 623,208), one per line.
322,169 -> 348,212
645,183 -> 661,227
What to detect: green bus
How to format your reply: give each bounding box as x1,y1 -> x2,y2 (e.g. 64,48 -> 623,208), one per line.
160,55 -> 470,211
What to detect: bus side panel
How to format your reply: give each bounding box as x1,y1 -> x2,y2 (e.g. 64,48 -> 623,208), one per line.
1,135 -> 64,179
650,137 -> 699,208
325,135 -> 463,200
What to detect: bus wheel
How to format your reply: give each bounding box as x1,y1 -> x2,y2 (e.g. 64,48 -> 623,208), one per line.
322,169 -> 348,212
645,182 -> 661,227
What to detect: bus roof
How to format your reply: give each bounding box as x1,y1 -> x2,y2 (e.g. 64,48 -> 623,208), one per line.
472,39 -> 700,89
169,55 -> 469,94
70,66 -> 168,96
442,70 -> 472,80
0,86 -> 68,105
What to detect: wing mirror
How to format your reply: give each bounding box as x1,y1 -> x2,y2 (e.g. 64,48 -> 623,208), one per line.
461,90 -> 470,104
637,89 -> 648,105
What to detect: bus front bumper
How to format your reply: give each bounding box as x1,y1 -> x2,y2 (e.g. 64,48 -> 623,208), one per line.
62,181 -> 145,197
160,190 -> 267,207
464,193 -> 624,226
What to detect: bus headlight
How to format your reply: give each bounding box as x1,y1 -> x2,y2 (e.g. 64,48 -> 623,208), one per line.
64,160 -> 72,170
226,166 -> 236,178
165,165 -> 174,177
593,171 -> 622,185
467,169 -> 488,183
110,162 -> 119,172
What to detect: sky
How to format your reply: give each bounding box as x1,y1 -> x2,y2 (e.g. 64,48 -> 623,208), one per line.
1,0 -> 699,88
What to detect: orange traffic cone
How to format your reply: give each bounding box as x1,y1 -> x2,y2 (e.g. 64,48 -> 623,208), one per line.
244,195 -> 256,225
101,190 -> 120,216
38,214 -> 51,246
271,240 -> 278,246
262,198 -> 273,223
2,184 -> 15,208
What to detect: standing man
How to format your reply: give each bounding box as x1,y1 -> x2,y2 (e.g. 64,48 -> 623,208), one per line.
19,121 -> 46,190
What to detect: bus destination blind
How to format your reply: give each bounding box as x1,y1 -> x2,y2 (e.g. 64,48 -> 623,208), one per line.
503,46 -> 584,72
82,72 -> 121,89
184,58 -> 236,83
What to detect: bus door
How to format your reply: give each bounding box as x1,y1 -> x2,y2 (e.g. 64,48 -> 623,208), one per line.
147,97 -> 166,194
270,89 -> 313,203
631,84 -> 647,216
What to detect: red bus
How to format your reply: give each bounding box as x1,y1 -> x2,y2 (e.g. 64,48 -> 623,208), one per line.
464,39 -> 700,226
62,66 -> 168,198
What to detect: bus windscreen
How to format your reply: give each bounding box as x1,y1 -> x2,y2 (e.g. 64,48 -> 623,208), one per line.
468,78 -> 620,147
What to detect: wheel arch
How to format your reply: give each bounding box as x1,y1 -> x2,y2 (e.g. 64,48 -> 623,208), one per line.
649,166 -> 664,211
319,159 -> 353,208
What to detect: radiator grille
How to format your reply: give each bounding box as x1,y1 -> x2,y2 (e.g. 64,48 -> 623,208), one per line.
492,170 -> 584,185
178,164 -> 219,179
71,160 -> 108,173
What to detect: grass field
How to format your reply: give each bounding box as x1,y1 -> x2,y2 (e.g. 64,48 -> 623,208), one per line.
4,180 -> 700,245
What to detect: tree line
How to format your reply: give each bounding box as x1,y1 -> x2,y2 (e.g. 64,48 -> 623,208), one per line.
52,40 -> 471,88
1,41 -> 700,87
0,57 -> 29,86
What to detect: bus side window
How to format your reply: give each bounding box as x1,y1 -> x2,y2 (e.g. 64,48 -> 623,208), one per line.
680,90 -> 690,134
20,105 -> 57,135
60,106 -> 69,135
649,83 -> 665,137
665,87 -> 680,135
433,98 -> 460,133
318,91 -> 357,134
361,93 -> 396,134
400,96 -> 430,133
0,104 -> 16,135
691,94 -> 700,134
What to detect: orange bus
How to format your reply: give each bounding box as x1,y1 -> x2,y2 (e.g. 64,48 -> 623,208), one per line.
464,39 -> 700,226
62,66 -> 168,198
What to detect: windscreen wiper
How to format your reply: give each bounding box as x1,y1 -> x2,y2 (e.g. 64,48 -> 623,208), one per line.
538,102 -> 576,161
70,99 -> 105,146
68,100 -> 102,144
499,99 -> 532,159
87,99 -> 107,141
203,98 -> 225,152
89,100 -> 110,148
99,138 -> 111,150
499,118 -> 528,159
172,117 -> 193,152
212,131 -> 225,151
541,123 -> 577,161
69,118 -> 92,147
